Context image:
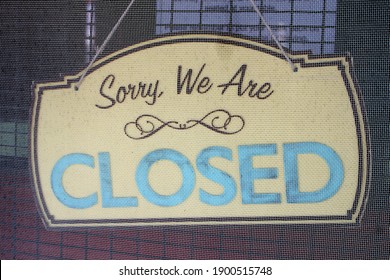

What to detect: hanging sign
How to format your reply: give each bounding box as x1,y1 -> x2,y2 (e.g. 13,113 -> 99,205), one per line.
31,34 -> 370,228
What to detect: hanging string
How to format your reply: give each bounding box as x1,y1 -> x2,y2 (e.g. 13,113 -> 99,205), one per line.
75,0 -> 138,90
75,0 -> 296,90
248,0 -> 297,72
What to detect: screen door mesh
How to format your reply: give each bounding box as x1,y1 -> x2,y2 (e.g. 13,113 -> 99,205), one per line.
0,0 -> 389,259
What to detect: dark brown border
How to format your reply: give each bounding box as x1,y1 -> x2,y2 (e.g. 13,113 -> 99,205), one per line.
30,34 -> 371,228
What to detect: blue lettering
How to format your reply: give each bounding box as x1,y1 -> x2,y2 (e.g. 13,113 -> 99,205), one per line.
284,142 -> 344,203
136,149 -> 195,207
98,152 -> 138,208
51,153 -> 97,209
50,142 -> 344,209
197,146 -> 237,206
238,144 -> 281,204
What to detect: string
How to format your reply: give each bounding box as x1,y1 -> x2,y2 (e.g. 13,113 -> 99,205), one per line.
75,0 -> 138,90
76,0 -> 296,90
248,0 -> 298,72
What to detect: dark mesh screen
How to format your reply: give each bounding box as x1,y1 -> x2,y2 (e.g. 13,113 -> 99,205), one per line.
0,0 -> 389,259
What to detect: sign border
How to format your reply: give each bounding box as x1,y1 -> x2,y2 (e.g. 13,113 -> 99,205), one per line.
30,34 -> 371,228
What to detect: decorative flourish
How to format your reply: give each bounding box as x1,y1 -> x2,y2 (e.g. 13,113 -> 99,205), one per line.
124,109 -> 245,140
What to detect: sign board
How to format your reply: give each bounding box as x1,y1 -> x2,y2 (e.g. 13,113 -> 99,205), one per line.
31,34 -> 370,228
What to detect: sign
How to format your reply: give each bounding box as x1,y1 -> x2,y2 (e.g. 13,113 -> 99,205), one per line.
31,34 -> 370,228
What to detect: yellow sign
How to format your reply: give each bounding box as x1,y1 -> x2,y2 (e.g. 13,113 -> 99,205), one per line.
31,35 -> 370,228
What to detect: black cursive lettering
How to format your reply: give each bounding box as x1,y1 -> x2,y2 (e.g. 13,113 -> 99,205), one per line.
177,64 -> 213,95
96,74 -> 116,109
96,74 -> 163,109
217,64 -> 274,99
218,64 -> 246,95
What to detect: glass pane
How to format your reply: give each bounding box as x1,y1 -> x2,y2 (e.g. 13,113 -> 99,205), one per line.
156,0 -> 338,55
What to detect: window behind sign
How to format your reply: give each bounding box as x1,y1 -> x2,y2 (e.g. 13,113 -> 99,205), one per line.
156,0 -> 337,55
